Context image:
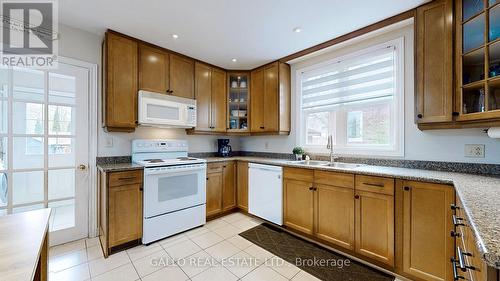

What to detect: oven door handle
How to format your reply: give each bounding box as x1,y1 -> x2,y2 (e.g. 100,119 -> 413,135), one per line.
144,165 -> 206,175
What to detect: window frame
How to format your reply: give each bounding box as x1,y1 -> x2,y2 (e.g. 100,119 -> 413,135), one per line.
296,37 -> 405,157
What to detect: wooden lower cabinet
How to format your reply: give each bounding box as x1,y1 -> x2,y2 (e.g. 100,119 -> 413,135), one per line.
206,170 -> 223,217
236,161 -> 248,211
396,180 -> 455,281
284,178 -> 314,234
108,184 -> 143,248
222,162 -> 236,211
206,162 -> 237,218
314,183 -> 355,250
454,196 -> 499,281
355,190 -> 394,266
99,169 -> 143,257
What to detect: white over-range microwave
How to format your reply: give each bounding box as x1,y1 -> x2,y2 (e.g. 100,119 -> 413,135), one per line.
138,90 -> 197,128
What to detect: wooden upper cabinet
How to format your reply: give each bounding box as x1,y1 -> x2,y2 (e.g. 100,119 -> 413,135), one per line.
263,63 -> 279,132
170,54 -> 195,99
194,63 -> 212,131
103,32 -> 138,132
250,68 -> 264,132
415,0 -> 453,124
250,61 -> 291,134
211,68 -> 227,132
193,62 -> 226,133
396,180 -> 454,281
139,44 -> 169,94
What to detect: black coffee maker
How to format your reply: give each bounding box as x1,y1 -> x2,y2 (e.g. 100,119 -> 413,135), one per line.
217,139 -> 232,157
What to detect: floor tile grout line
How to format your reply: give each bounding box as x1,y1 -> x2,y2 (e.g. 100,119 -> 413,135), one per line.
124,249 -> 142,280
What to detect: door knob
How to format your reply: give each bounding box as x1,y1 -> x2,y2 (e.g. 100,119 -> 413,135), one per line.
78,164 -> 87,171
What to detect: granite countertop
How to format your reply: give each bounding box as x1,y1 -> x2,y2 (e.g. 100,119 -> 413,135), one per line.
97,162 -> 144,172
97,156 -> 500,268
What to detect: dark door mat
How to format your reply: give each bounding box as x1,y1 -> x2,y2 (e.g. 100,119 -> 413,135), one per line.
239,223 -> 394,281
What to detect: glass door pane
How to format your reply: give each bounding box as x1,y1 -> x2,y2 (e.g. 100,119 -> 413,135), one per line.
463,48 -> 485,83
463,14 -> 485,52
463,0 -> 484,21
490,5 -> 500,41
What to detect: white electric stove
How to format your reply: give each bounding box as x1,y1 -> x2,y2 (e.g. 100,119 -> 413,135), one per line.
132,139 -> 207,244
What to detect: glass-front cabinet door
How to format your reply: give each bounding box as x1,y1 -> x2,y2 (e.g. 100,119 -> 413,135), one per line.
457,0 -> 500,120
227,72 -> 250,133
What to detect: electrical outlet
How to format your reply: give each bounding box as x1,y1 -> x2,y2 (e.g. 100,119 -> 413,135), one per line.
105,137 -> 113,147
464,144 -> 485,158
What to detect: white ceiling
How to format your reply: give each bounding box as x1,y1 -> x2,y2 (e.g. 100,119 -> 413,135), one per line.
59,0 -> 428,69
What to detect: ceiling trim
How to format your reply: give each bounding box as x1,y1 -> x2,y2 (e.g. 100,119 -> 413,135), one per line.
279,9 -> 416,63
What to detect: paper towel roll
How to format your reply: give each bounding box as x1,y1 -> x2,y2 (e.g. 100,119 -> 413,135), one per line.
487,127 -> 500,139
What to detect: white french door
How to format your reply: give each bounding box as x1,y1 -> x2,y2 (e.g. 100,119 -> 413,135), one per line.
0,58 -> 90,245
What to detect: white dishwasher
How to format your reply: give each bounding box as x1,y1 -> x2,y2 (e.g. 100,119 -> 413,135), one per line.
248,163 -> 283,225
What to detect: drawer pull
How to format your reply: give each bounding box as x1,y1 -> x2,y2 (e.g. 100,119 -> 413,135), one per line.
457,247 -> 476,272
451,258 -> 465,280
453,215 -> 465,227
451,204 -> 460,210
450,230 -> 461,238
362,182 -> 385,187
117,177 -> 137,180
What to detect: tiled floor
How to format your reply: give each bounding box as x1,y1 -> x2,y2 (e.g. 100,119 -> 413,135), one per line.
48,212 -> 397,281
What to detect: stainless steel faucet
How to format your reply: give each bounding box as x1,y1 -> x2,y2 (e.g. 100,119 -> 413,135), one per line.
326,134 -> 335,164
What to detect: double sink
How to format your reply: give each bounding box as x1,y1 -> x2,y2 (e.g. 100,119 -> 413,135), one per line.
287,160 -> 365,169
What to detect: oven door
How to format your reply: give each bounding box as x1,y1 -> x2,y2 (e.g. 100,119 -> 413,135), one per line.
143,164 -> 206,218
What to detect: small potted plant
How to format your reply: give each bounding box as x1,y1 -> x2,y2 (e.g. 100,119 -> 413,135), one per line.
292,146 -> 304,161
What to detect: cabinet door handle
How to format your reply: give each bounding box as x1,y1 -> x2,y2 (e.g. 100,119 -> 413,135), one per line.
354,195 -> 360,199
403,186 -> 410,191
260,126 -> 265,129
118,177 -> 136,180
450,230 -> 461,238
206,177 -> 209,180
139,187 -> 143,191
451,204 -> 460,210
457,247 -> 475,272
453,215 -> 465,226
417,114 -> 423,118
362,182 -> 384,188
309,186 -> 313,191
451,258 -> 465,280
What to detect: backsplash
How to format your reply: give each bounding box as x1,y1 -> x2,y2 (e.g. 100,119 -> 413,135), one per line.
97,152 -> 500,176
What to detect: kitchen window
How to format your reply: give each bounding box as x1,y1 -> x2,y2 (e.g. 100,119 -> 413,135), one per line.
298,38 -> 404,156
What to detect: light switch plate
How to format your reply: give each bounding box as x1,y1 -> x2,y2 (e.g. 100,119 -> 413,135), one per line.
464,144 -> 485,158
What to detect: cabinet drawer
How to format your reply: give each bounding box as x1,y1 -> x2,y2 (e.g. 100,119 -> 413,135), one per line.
355,175 -> 394,195
314,170 -> 354,188
207,162 -> 225,173
283,167 -> 313,182
108,170 -> 143,187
